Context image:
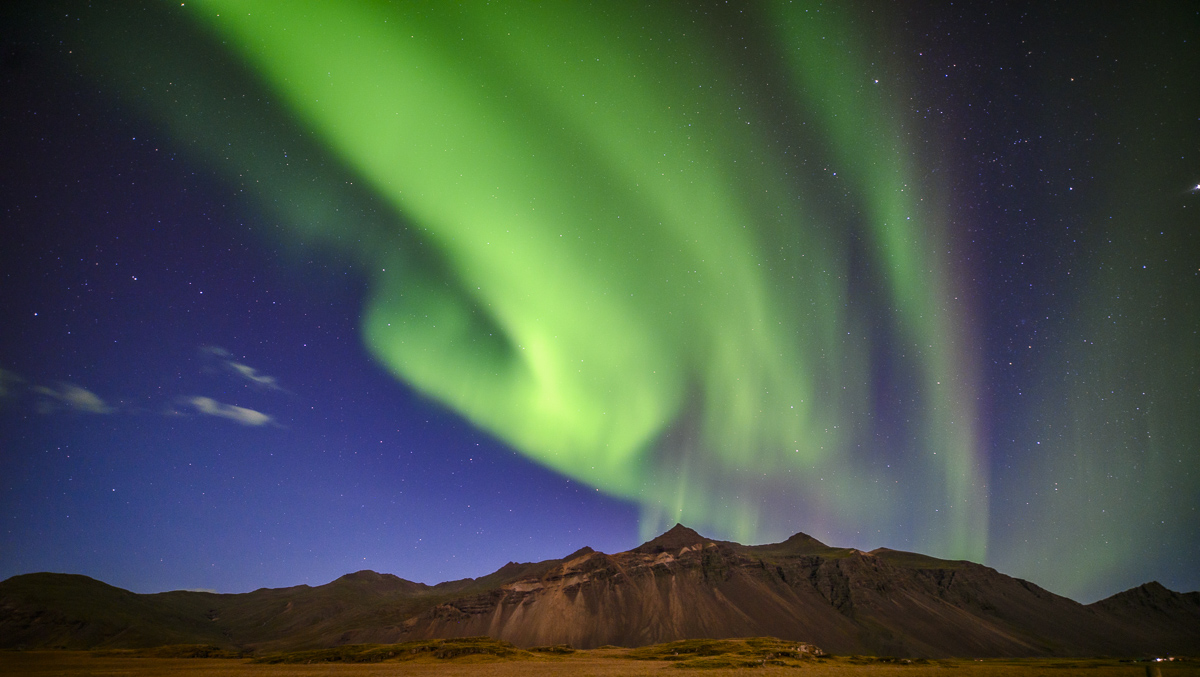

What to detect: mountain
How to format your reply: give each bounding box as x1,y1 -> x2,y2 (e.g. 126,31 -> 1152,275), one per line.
2,525 -> 1197,657
1090,581 -> 1200,652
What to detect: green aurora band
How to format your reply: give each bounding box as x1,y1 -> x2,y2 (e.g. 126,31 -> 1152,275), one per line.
158,0 -> 988,557
29,0 -> 990,559
24,0 -> 1198,601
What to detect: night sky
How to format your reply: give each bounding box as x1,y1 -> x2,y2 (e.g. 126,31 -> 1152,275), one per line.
2,1 -> 1196,604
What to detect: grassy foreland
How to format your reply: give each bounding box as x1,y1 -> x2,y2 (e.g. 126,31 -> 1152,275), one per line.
2,637 -> 1196,676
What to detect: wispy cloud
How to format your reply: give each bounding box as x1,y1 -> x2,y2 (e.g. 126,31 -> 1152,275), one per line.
201,346 -> 232,358
0,368 -> 24,398
187,396 -> 273,426
202,346 -> 285,391
229,362 -> 282,390
33,382 -> 115,414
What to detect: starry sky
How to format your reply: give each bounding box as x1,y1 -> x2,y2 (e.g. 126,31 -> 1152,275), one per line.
1,1 -> 1196,604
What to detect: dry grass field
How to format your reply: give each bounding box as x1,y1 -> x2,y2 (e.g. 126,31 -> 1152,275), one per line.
2,639 -> 1196,677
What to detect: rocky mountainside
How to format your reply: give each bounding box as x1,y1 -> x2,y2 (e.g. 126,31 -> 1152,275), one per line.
2,525 -> 1197,657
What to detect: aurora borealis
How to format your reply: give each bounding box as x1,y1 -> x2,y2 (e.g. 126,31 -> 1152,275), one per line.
178,0 -> 986,557
1,1 -> 1196,604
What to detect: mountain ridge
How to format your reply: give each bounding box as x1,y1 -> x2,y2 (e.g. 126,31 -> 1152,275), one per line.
3,525 -> 1197,657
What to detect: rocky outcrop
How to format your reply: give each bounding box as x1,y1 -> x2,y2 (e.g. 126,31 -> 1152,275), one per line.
2,525 -> 1198,656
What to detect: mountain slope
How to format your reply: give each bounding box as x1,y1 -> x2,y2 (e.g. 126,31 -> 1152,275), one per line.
2,525 -> 1197,656
0,573 -> 226,649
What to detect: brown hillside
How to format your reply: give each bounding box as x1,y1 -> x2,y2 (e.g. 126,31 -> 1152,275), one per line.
2,526 -> 1197,657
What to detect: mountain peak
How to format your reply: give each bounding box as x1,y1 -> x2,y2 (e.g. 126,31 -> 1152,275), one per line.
781,531 -> 830,548
331,570 -> 426,593
337,570 -> 390,582
564,546 -> 596,560
1093,580 -> 1186,610
633,523 -> 708,554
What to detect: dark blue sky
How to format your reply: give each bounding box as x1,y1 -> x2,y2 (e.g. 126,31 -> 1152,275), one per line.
0,48 -> 638,591
2,1 -> 1196,603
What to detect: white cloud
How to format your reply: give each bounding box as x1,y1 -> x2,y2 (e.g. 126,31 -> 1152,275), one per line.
0,368 -> 24,398
187,396 -> 273,426
33,383 -> 114,414
229,362 -> 282,390
201,346 -> 285,391
201,345 -> 232,358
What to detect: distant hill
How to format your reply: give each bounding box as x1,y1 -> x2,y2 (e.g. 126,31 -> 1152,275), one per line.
3,524 -> 1197,657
